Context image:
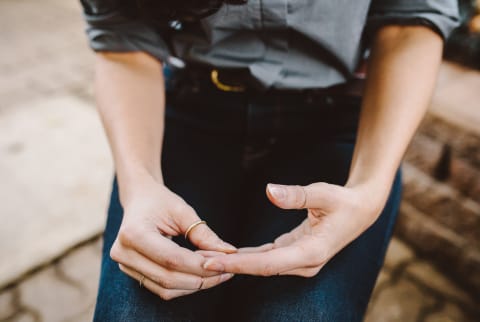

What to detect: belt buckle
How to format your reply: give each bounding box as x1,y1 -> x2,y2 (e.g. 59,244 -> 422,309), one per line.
210,69 -> 246,92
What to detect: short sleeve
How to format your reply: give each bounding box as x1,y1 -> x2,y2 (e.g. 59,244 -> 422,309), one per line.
79,0 -> 170,61
367,0 -> 461,41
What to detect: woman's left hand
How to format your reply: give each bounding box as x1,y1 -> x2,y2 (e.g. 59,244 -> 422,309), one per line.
202,182 -> 388,277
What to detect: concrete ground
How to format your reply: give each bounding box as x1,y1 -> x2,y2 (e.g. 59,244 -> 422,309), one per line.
0,0 -> 478,321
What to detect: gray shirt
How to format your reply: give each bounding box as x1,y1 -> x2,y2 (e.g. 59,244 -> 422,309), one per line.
81,0 -> 459,89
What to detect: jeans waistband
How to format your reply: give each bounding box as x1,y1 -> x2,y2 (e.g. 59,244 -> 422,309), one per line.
166,87 -> 361,142
163,63 -> 364,100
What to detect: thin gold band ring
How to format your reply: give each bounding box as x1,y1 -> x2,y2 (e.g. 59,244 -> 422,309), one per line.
184,220 -> 207,240
198,277 -> 205,290
139,275 -> 146,288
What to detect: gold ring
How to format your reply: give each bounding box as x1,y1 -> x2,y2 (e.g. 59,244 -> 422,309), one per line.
198,277 -> 205,290
139,275 -> 146,288
184,220 -> 207,240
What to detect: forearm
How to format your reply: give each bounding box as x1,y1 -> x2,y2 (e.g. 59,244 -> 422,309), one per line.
95,51 -> 166,205
346,25 -> 443,210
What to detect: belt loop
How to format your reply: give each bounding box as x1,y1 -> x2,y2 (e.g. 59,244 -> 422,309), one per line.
305,90 -> 314,105
324,95 -> 334,107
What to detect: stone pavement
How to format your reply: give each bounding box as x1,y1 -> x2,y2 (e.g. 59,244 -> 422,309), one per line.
0,0 -> 112,289
0,0 -> 478,321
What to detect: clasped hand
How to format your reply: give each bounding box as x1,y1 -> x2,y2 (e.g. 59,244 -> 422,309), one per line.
202,182 -> 384,277
111,177 -> 385,300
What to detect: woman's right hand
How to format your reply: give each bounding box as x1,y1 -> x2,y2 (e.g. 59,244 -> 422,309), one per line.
109,176 -> 236,300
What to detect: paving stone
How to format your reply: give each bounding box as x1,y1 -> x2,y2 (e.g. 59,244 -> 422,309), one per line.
64,304 -> 95,322
0,95 -> 113,288
384,238 -> 415,270
19,266 -> 88,322
0,289 -> 17,320
424,303 -> 476,322
364,279 -> 437,322
405,261 -> 475,307
58,242 -> 102,296
8,311 -> 36,322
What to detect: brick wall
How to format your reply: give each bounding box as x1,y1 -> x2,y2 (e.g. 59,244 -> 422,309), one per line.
398,113 -> 480,298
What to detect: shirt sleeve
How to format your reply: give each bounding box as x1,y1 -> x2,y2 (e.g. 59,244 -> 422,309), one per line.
79,0 -> 170,61
367,0 -> 461,41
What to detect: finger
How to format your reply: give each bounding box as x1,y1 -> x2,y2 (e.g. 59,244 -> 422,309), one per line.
188,222 -> 237,253
203,246 -> 308,276
273,220 -> 310,247
236,243 -> 275,253
119,264 -> 234,301
195,250 -> 227,257
273,232 -> 296,247
173,205 -> 236,253
117,229 -> 218,277
266,182 -> 339,211
279,266 -> 322,278
114,246 -> 223,289
198,243 -> 274,256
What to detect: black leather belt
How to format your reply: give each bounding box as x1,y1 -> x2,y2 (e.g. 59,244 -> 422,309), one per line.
165,63 -> 365,98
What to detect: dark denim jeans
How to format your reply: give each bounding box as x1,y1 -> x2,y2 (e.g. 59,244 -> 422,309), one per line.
93,84 -> 402,322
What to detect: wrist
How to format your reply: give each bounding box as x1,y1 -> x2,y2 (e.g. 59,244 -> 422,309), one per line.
344,178 -> 391,219
117,167 -> 164,207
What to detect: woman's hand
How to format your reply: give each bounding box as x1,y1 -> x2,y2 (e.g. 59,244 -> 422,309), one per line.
202,182 -> 387,277
110,176 -> 237,300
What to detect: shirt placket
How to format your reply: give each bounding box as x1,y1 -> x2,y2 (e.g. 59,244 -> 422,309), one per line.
249,0 -> 290,88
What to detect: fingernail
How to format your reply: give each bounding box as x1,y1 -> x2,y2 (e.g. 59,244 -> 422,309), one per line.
268,184 -> 286,201
221,273 -> 234,282
203,259 -> 225,272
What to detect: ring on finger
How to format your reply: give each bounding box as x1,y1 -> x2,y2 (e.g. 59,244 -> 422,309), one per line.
198,277 -> 205,290
184,220 -> 207,240
139,274 -> 146,288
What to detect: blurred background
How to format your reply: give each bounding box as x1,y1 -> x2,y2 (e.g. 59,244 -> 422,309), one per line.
0,0 -> 479,321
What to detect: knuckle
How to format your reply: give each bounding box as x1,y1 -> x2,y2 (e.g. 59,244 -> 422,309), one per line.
261,263 -> 277,276
173,203 -> 194,217
193,277 -> 203,290
109,242 -> 123,263
302,267 -> 321,278
163,254 -> 184,270
302,242 -> 328,267
157,289 -> 169,300
149,272 -> 163,286
315,246 -> 329,265
117,263 -> 127,273
159,290 -> 175,301
158,277 -> 175,289
118,225 -> 141,247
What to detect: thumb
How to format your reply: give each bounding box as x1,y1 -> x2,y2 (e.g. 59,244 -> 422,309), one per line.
176,206 -> 237,253
188,223 -> 237,254
266,182 -> 337,210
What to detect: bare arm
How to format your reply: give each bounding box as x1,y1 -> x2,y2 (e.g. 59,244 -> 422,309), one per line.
95,51 -> 236,300
95,51 -> 165,203
346,25 -> 443,208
